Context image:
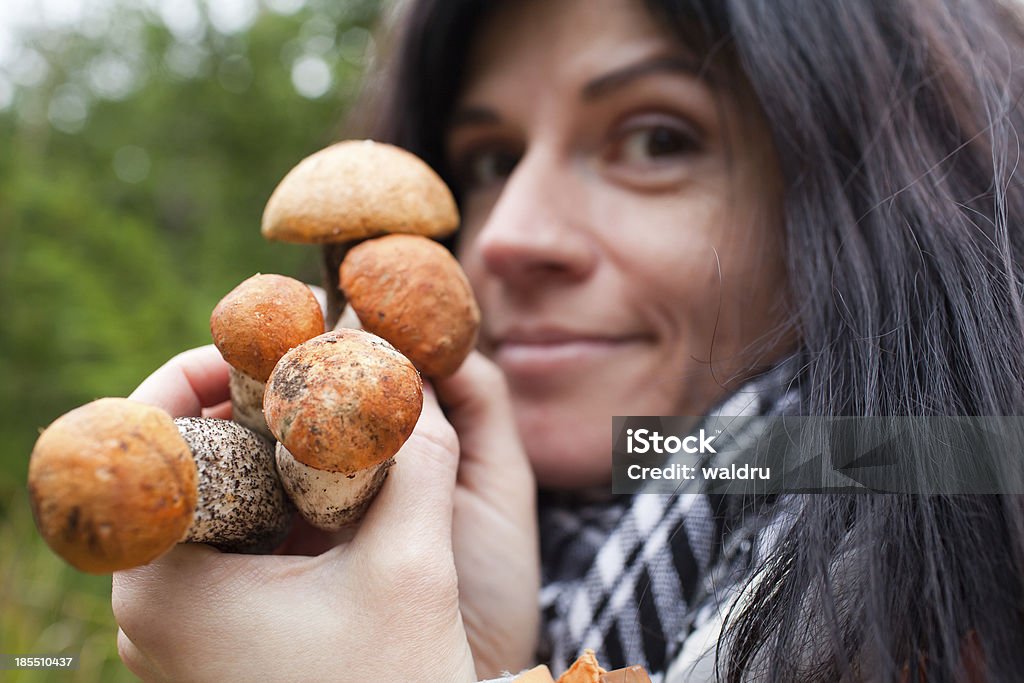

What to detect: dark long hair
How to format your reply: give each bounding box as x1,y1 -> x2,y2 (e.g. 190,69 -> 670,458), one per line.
358,0 -> 1024,679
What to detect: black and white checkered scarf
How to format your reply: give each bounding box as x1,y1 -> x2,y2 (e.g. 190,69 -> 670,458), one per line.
535,361 -> 801,681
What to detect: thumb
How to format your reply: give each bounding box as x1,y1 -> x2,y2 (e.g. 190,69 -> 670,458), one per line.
435,351 -> 516,442
435,351 -> 533,493
355,385 -> 459,551
129,345 -> 230,418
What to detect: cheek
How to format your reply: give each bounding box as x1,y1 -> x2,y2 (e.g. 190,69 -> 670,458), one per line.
605,190 -> 787,371
604,194 -> 727,328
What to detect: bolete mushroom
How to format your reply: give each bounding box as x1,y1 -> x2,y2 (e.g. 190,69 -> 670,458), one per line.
28,398 -> 292,573
210,273 -> 324,439
339,233 -> 480,378
263,328 -> 423,530
260,140 -> 459,327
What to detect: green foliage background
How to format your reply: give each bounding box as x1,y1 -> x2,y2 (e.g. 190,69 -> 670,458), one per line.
0,1 -> 380,679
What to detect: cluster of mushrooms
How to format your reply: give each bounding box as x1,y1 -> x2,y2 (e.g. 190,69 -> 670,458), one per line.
27,141 -> 480,574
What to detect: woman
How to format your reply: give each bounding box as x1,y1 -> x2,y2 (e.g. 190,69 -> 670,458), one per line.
113,0 -> 1024,680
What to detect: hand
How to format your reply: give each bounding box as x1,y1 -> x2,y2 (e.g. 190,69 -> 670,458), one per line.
113,346 -> 477,682
334,310 -> 541,674
436,352 -> 540,677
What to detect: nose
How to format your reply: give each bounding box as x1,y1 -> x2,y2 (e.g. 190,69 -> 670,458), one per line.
472,149 -> 597,289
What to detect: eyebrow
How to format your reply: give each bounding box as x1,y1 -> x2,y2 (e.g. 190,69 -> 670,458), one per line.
448,54 -> 709,129
581,54 -> 708,100
449,106 -> 502,128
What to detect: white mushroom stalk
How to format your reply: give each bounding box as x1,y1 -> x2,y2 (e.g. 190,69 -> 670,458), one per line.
274,446 -> 391,530
226,369 -> 269,439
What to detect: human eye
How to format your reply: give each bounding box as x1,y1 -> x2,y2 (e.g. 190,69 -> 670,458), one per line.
450,143 -> 522,194
603,112 -> 703,187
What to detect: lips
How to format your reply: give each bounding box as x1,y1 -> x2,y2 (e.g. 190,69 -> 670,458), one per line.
489,327 -> 652,377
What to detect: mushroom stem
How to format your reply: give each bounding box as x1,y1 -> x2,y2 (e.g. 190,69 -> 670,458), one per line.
333,303 -> 363,331
176,417 -> 293,553
275,444 -> 392,530
322,243 -> 350,329
227,367 -> 271,440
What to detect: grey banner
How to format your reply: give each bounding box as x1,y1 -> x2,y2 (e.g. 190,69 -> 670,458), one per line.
612,416 -> 1024,494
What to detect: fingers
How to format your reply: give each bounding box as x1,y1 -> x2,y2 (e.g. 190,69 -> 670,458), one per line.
117,629 -> 163,682
112,545 -> 296,668
434,351 -> 513,432
356,385 -> 460,553
201,400 -> 233,420
112,544 -> 253,623
129,345 -> 230,418
434,351 -> 533,492
112,545 -> 233,650
113,545 -> 312,682
435,351 -> 523,459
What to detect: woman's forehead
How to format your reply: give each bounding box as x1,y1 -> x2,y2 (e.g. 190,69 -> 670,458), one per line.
458,0 -> 702,99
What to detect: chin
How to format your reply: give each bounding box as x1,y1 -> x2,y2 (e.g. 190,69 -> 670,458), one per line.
514,405 -> 613,490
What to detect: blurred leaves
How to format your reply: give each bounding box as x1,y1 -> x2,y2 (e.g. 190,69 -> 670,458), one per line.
0,1 -> 380,679
0,0 -> 381,488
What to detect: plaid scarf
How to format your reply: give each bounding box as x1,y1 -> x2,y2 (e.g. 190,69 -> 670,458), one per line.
535,361 -> 801,681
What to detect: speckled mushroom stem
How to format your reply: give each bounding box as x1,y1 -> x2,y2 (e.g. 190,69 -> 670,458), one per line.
275,444 -> 392,530
175,417 -> 293,553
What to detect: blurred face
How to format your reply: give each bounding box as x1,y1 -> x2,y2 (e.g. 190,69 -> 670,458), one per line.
447,0 -> 790,488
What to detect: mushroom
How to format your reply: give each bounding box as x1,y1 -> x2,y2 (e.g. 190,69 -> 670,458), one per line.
175,416 -> 292,554
263,328 -> 423,530
28,397 -> 292,574
260,140 -> 459,327
210,273 -> 324,439
339,233 -> 480,378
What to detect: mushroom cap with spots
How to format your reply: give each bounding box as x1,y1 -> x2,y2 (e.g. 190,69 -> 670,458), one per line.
263,328 -> 423,474
210,273 -> 325,384
340,234 -> 480,378
260,140 -> 459,244
28,398 -> 198,574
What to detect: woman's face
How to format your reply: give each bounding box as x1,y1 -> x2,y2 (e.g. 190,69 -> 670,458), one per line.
447,0 -> 789,488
